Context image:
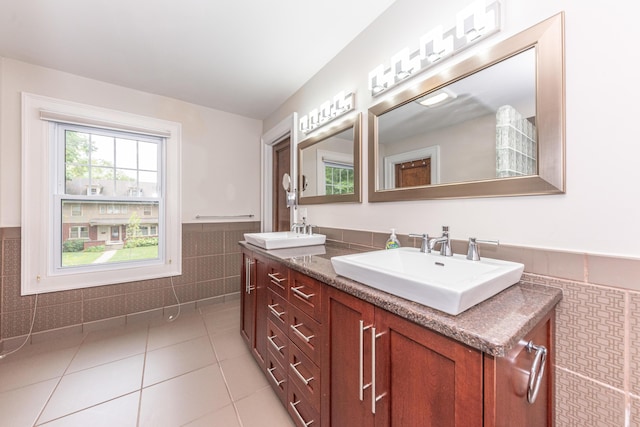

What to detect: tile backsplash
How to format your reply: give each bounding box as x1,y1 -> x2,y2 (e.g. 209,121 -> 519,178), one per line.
2,223 -> 638,426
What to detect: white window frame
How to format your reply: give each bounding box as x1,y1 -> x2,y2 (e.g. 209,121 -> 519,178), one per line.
69,226 -> 89,240
21,93 -> 182,295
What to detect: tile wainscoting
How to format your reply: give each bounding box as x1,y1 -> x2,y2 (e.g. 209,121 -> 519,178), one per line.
0,222 -> 260,346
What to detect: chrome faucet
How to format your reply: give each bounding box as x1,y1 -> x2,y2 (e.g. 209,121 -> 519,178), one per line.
409,233 -> 430,253
291,217 -> 307,233
429,226 -> 452,256
466,237 -> 499,261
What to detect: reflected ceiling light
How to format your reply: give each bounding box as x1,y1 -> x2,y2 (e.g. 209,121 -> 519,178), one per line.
367,0 -> 501,96
299,92 -> 355,134
417,88 -> 457,107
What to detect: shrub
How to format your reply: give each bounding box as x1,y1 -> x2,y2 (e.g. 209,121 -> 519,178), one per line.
84,245 -> 105,253
62,240 -> 84,253
125,237 -> 158,249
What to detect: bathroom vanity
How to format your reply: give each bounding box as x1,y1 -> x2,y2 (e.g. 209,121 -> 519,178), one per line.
240,243 -> 561,427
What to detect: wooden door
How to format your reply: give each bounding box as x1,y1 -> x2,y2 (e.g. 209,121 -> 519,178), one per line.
322,287 -> 375,427
273,138 -> 291,232
395,158 -> 431,188
374,308 -> 483,427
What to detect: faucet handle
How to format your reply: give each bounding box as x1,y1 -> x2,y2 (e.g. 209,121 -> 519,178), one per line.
306,224 -> 316,235
409,233 -> 430,253
466,237 -> 499,261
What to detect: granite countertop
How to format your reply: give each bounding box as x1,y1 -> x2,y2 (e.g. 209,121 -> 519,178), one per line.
240,242 -> 563,357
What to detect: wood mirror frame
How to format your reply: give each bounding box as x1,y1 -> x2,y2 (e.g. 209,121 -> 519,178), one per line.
298,113 -> 362,204
368,12 -> 565,201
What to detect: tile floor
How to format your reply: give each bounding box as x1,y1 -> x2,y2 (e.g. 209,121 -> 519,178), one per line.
0,299 -> 295,427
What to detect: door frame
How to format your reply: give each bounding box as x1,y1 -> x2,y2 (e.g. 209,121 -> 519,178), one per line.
260,113 -> 298,232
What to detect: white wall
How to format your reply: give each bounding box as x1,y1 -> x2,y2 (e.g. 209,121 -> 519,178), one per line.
0,57 -> 263,227
265,0 -> 640,258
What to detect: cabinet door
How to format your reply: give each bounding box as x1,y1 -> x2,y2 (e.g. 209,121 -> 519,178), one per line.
251,254 -> 269,368
240,251 -> 256,348
374,308 -> 483,427
322,287 -> 375,427
484,312 -> 555,427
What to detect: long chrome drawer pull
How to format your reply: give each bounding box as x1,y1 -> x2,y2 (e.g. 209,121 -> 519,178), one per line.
289,401 -> 314,426
267,335 -> 286,352
290,362 -> 314,386
291,286 -> 315,300
371,327 -> 385,414
359,320 -> 372,401
524,340 -> 548,404
268,273 -> 286,282
290,323 -> 314,343
267,367 -> 286,386
268,303 -> 285,318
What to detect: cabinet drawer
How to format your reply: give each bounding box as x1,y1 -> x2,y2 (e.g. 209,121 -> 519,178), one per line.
266,351 -> 288,406
266,318 -> 288,366
267,263 -> 289,298
288,341 -> 321,413
288,305 -> 322,365
287,381 -> 320,427
267,289 -> 288,329
289,270 -> 322,321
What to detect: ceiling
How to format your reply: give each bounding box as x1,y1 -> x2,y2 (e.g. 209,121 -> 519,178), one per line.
0,0 -> 396,120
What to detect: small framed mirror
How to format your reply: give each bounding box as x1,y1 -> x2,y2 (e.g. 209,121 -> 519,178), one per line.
298,113 -> 362,204
369,13 -> 565,201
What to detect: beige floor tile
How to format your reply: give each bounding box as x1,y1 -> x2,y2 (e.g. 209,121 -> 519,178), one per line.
138,365 -> 231,427
0,378 -> 59,427
143,335 -> 216,387
38,354 -> 144,424
67,325 -> 148,373
146,313 -> 208,351
37,391 -> 140,427
203,307 -> 241,336
0,347 -> 77,393
183,403 -> 241,427
0,333 -> 84,363
220,352 -> 269,401
235,386 -> 295,427
210,329 -> 248,361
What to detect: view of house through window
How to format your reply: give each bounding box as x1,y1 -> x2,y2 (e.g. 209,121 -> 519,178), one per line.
325,163 -> 354,195
60,126 -> 161,268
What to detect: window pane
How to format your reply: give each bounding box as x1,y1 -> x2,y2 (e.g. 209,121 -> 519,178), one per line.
61,200 -> 160,267
65,131 -> 90,165
139,171 -> 158,196
115,169 -> 137,197
91,134 -> 114,166
116,138 -> 138,169
139,141 -> 158,171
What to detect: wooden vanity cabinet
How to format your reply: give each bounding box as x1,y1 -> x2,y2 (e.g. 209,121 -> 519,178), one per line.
322,285 -> 554,427
241,252 -> 554,427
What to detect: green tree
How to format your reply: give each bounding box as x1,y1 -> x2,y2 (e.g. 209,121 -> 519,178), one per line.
126,211 -> 142,248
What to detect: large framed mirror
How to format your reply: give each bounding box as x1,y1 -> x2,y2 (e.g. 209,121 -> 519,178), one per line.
298,113 -> 362,204
368,12 -> 564,201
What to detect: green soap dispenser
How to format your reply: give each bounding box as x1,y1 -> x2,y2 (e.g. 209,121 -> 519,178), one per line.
385,228 -> 401,249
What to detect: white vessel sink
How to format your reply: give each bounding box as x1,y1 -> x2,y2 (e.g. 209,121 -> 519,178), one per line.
331,247 -> 524,315
244,232 -> 326,250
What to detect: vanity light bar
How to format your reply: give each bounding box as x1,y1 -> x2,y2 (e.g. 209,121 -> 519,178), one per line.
299,91 -> 355,134
368,0 -> 501,96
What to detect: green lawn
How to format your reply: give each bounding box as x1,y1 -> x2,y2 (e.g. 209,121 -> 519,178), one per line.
62,251 -> 104,266
108,245 -> 158,262
62,245 -> 158,266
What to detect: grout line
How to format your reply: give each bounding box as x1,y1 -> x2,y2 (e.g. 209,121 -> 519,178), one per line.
136,323 -> 150,427
33,333 -> 88,426
624,292 -> 631,427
